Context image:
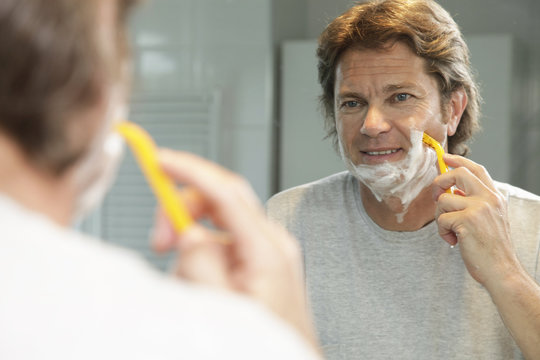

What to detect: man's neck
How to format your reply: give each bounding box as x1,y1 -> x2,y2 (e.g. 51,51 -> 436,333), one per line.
359,181 -> 436,231
0,136 -> 75,226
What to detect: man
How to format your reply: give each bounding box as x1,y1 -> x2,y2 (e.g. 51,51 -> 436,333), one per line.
267,0 -> 540,359
0,0 -> 320,358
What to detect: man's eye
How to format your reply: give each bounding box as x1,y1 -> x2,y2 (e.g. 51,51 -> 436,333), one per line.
395,93 -> 411,102
343,100 -> 359,108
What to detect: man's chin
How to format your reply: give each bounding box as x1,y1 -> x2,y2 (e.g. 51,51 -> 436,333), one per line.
358,178 -> 402,203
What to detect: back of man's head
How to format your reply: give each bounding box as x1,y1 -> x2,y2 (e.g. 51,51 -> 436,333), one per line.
317,0 -> 480,156
0,0 -> 136,175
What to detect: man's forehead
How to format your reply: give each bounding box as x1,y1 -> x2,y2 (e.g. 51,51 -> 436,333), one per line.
338,42 -> 426,76
334,42 -> 436,94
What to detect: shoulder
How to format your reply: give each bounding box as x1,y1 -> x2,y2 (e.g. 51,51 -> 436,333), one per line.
495,181 -> 540,208
494,181 -> 540,228
267,171 -> 351,210
266,171 -> 355,236
495,182 -> 540,277
266,171 -> 352,226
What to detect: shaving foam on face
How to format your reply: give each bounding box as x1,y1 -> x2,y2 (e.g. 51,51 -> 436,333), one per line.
339,129 -> 438,222
73,85 -> 127,222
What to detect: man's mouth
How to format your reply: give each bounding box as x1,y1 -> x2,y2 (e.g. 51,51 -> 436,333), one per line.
364,149 -> 400,156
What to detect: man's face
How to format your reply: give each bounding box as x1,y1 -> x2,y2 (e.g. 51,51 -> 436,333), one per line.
334,41 -> 455,168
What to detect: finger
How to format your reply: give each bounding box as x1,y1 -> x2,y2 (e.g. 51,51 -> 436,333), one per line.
439,228 -> 458,246
151,204 -> 232,254
159,149 -> 261,211
150,188 -> 207,253
443,154 -> 496,192
434,194 -> 461,245
177,187 -> 208,220
434,192 -> 469,219
150,207 -> 176,253
433,166 -> 491,200
158,149 -> 271,248
436,211 -> 463,246
176,223 -> 231,252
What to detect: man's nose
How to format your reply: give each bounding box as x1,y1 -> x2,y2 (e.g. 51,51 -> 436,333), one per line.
360,106 -> 391,137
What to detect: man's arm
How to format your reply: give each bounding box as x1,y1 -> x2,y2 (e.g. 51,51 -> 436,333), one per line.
433,153 -> 540,360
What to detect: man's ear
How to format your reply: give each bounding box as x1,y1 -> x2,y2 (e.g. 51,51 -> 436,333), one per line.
446,87 -> 467,136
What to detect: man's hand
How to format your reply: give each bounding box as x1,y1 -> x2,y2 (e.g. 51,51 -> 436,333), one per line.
433,153 -> 540,360
431,153 -> 519,287
149,149 -> 319,351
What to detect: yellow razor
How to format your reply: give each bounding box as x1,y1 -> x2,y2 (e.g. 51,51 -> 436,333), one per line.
115,121 -> 193,234
422,132 -> 453,194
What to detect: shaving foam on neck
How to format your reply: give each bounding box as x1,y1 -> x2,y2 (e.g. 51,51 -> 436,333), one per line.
339,129 -> 438,222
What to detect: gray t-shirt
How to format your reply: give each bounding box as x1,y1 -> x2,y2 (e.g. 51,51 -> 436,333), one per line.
267,171 -> 540,360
